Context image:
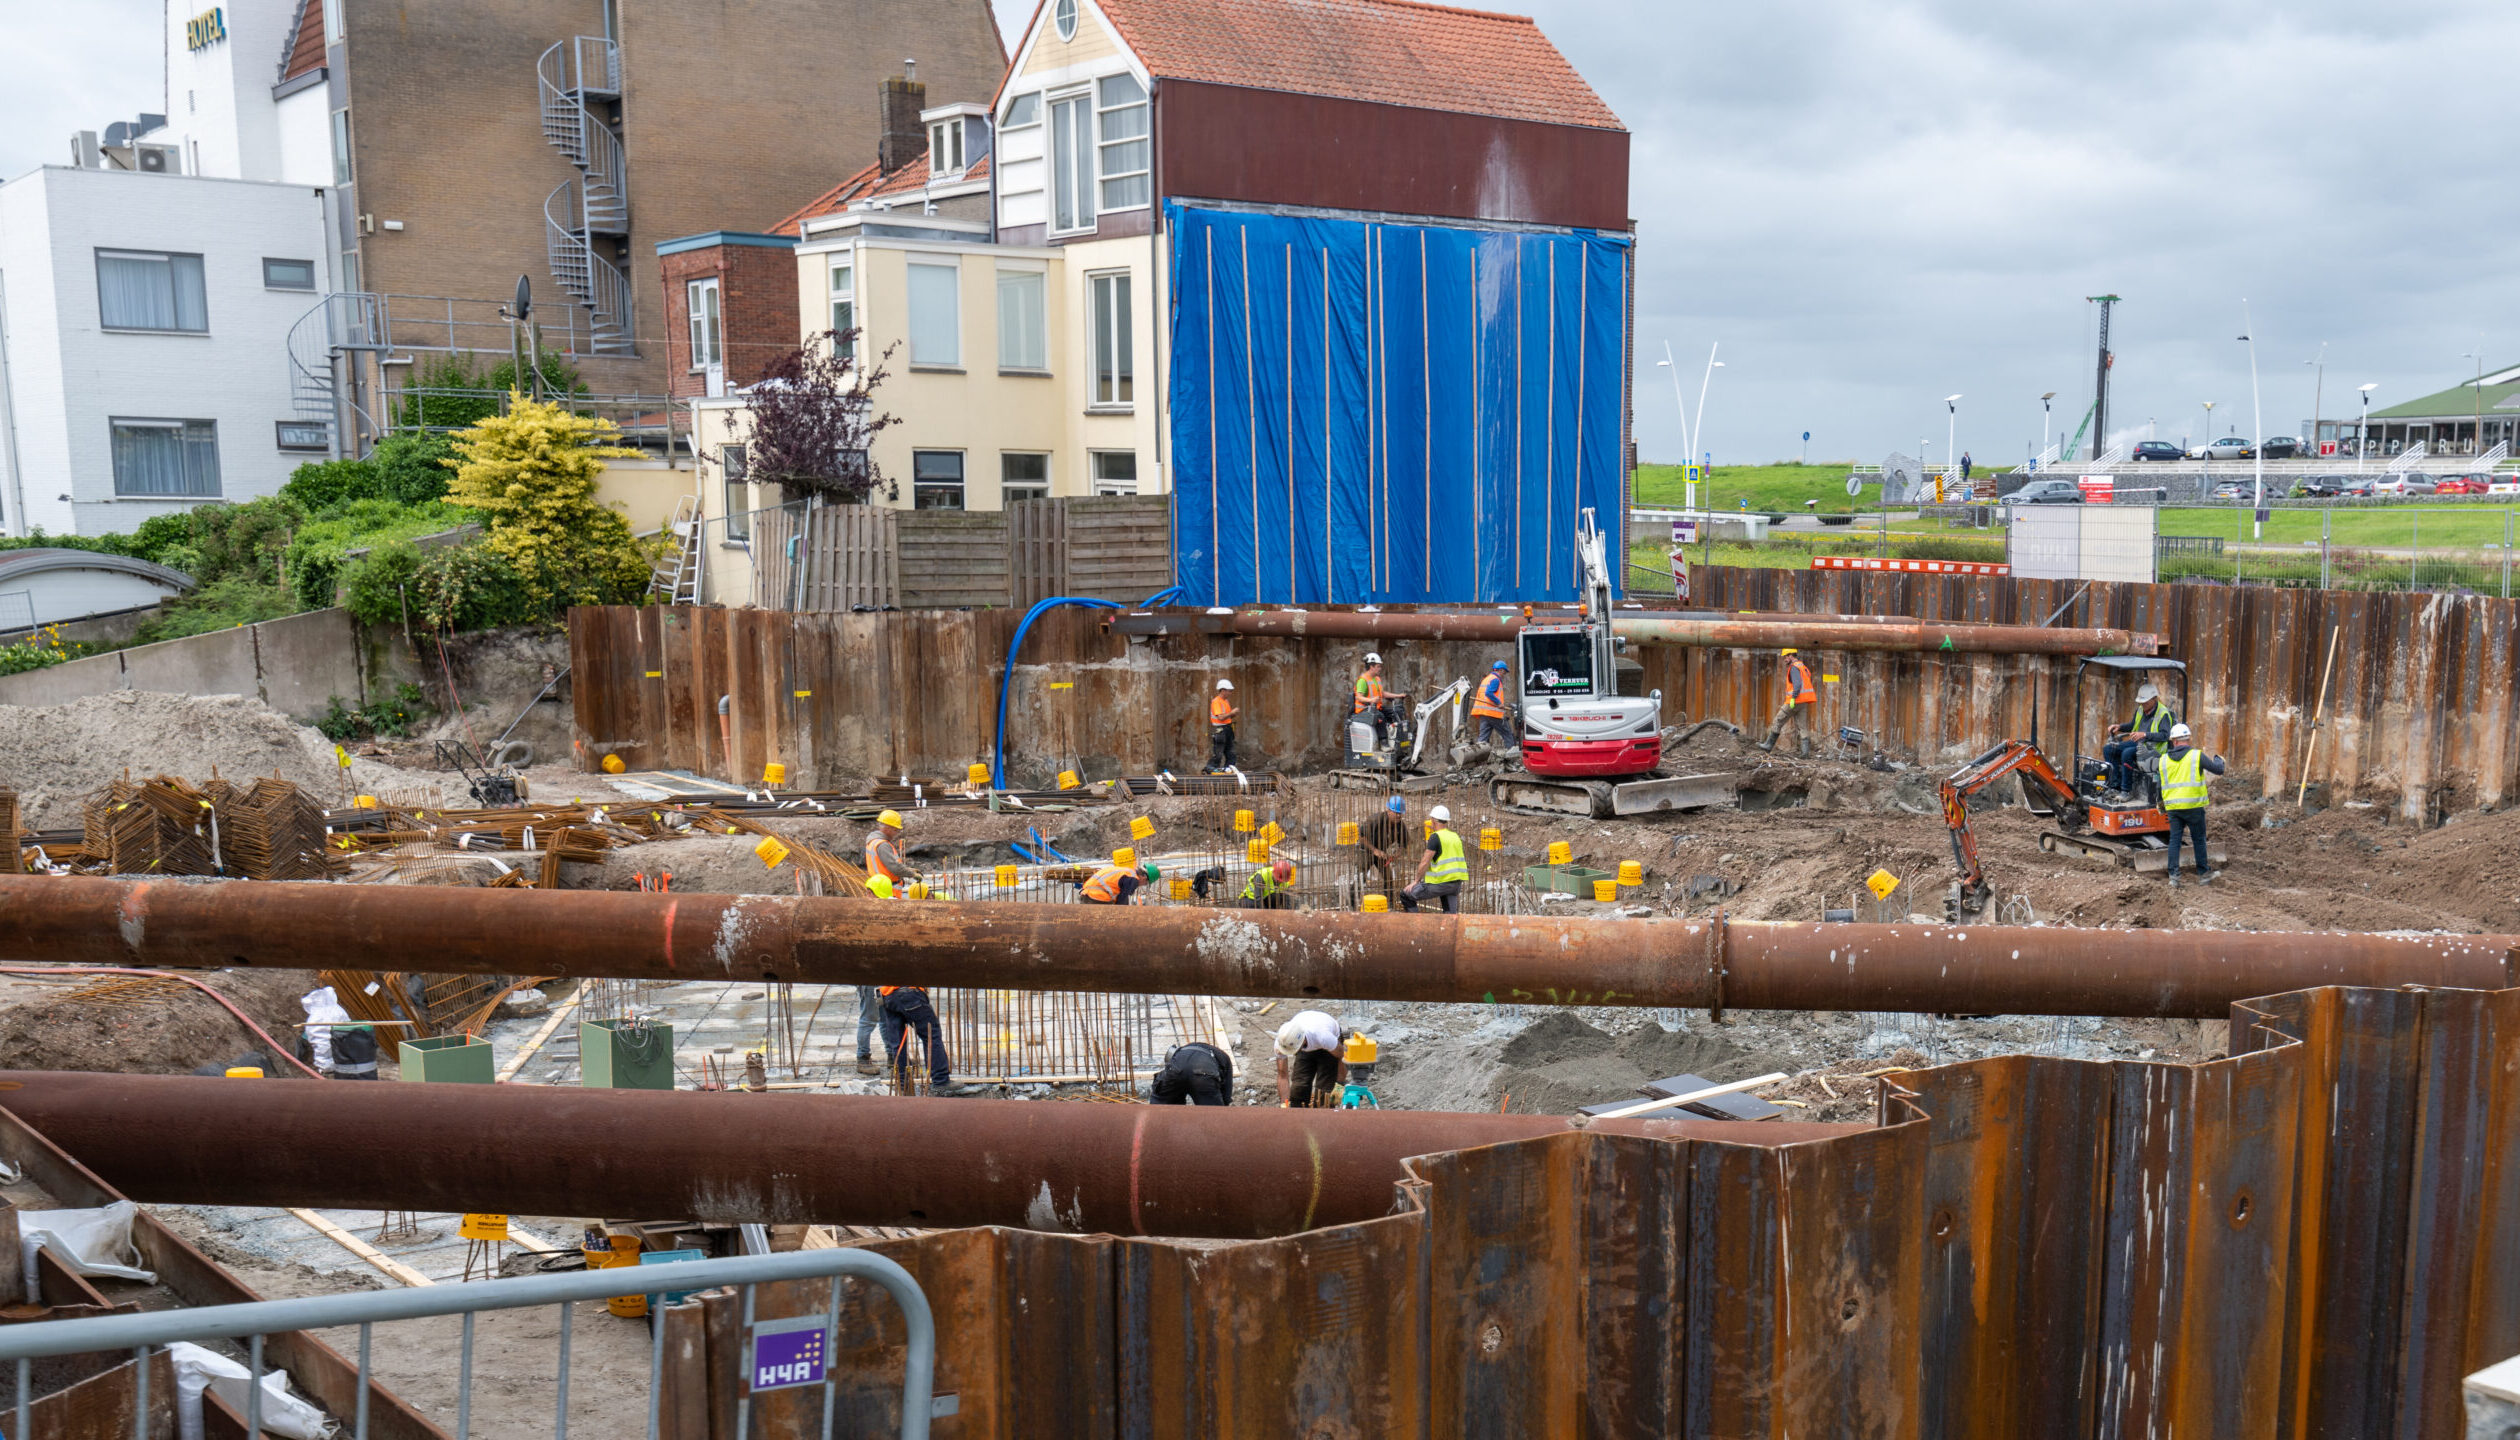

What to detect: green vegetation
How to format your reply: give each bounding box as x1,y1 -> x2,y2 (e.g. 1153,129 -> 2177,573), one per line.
280,432 -> 456,511
2158,504 -> 2520,547
286,499 -> 479,610
1626,526 -> 2007,590
393,350 -> 588,431
0,627 -> 88,675
1633,462 -> 1876,514
315,682 -> 431,742
341,540 -> 541,633
438,395 -> 657,616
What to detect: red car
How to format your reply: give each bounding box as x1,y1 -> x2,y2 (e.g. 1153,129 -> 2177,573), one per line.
2434,474 -> 2490,494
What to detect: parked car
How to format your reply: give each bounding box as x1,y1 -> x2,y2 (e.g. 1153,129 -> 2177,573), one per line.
2192,437 -> 2257,460
2260,436 -> 2304,459
2210,480 -> 2251,500
2130,440 -> 2186,462
2335,475 -> 2381,497
2290,476 -> 2342,498
2002,478 -> 2083,505
2376,474 -> 2438,495
2433,473 -> 2490,494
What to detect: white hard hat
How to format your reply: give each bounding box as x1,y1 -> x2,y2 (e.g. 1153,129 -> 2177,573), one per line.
1429,805 -> 1452,823
1364,652 -> 1383,666
1216,679 -> 1233,690
2136,683 -> 2159,702
2170,723 -> 2192,740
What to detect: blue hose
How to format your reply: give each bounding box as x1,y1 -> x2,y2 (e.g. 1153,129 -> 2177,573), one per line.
992,586 -> 1188,788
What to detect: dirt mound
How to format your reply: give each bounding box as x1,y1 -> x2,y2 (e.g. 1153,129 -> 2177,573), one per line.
1379,1012 -> 1787,1116
0,691 -> 452,829
0,967 -> 322,1075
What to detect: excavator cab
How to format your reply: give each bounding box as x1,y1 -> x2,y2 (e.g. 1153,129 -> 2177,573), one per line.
2066,655 -> 2192,817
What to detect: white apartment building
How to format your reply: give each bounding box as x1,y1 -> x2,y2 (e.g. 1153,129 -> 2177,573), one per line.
0,165 -> 332,536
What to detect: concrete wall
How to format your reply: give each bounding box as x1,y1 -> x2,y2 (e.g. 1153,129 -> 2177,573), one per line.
0,607 -> 404,718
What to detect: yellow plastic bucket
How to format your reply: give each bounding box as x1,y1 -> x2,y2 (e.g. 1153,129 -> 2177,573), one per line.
1618,861 -> 1643,885
1057,769 -> 1081,790
1130,815 -> 1156,840
1234,809 -> 1256,833
1168,878 -> 1192,900
1479,827 -> 1502,851
1112,846 -> 1136,868
1547,841 -> 1573,866
1593,879 -> 1619,903
1245,838 -> 1270,863
1259,820 -> 1285,845
994,864 -> 1018,888
1337,821 -> 1359,845
762,762 -> 787,786
966,763 -> 991,787
1360,894 -> 1389,913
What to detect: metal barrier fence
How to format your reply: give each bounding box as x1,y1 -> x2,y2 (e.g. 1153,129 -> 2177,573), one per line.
0,1247 -> 935,1440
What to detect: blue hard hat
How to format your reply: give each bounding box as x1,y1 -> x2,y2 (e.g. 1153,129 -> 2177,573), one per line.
1385,796 -> 1405,814
1491,661 -> 1508,670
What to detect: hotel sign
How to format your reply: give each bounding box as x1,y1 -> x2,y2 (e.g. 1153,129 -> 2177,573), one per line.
186,7 -> 227,50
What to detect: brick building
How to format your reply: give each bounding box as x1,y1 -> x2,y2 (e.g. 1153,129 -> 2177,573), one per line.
657,234 -> 801,401
157,0 -> 1005,411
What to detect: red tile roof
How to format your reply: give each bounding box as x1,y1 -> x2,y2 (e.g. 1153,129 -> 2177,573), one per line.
1088,0 -> 1620,131
278,0 -> 325,83
774,154 -> 992,236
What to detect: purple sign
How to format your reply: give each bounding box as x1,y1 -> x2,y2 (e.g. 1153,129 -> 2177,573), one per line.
750,1324 -> 827,1391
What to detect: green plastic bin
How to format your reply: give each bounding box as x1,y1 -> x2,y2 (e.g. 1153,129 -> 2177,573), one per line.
581,1019 -> 677,1090
398,1033 -> 495,1084
1524,864 -> 1618,896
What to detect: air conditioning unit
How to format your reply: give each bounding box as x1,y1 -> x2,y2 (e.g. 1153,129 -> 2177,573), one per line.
133,143 -> 181,174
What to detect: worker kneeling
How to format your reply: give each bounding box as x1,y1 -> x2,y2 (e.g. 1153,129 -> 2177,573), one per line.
1239,858 -> 1298,909
2156,723 -> 2225,888
1149,1041 -> 1234,1105
1397,805 -> 1469,914
1274,1009 -> 1345,1108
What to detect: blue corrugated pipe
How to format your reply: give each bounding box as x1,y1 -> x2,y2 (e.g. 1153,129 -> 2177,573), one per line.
990,587 -> 1184,788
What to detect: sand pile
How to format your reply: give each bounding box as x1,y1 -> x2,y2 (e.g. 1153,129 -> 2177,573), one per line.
1376,1010 -> 1789,1116
0,690 -> 453,829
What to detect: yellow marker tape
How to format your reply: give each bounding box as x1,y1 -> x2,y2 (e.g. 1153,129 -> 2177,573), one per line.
1050,682 -> 1075,690
1823,674 -> 1840,683
645,671 -> 662,678
793,690 -> 811,698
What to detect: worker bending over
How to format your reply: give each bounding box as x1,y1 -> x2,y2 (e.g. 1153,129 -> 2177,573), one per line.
877,982 -> 970,1096
1470,661 -> 1514,749
1274,1009 -> 1345,1107
1149,1041 -> 1235,1105
2104,683 -> 2178,796
1239,858 -> 1298,909
1355,795 -> 1408,900
1079,860 -> 1159,904
2156,723 -> 2225,887
1207,679 -> 1238,772
1397,804 -> 1469,914
858,809 -> 923,1076
1759,649 -> 1818,754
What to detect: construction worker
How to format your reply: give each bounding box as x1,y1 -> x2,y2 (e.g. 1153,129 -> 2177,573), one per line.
1079,860 -> 1159,904
1208,678 -> 1239,771
329,1023 -> 379,1081
859,809 -> 922,1076
1355,794 -> 1408,900
2156,722 -> 2226,887
1149,1041 -> 1235,1105
1398,804 -> 1470,913
1274,1008 -> 1345,1107
1239,858 -> 1298,909
2104,683 -> 2178,796
877,981 -> 969,1095
1354,653 -> 1388,716
1760,649 -> 1819,754
1470,660 -> 1514,748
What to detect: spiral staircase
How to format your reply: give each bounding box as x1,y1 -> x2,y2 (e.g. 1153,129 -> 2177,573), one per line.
538,36 -> 633,354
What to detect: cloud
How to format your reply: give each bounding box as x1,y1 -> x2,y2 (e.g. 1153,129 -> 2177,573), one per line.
0,0 -> 165,183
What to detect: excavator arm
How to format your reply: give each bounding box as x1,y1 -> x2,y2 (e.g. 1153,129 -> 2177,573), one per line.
1938,740 -> 2081,916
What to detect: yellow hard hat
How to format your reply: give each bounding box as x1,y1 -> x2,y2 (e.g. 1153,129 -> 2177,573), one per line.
867,875 -> 895,898
877,809 -> 904,829
1780,648 -> 1799,656
905,880 -> 931,900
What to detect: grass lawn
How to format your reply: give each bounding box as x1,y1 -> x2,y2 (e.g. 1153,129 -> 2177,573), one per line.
2158,504 -> 2520,547
1634,462 -> 1879,514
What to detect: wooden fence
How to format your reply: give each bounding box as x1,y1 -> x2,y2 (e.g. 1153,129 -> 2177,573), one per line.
571,565 -> 2520,817
747,498 -> 1171,612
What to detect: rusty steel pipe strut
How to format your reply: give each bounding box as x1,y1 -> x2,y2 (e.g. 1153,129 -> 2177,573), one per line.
1105,607 -> 2163,656
0,1072 -> 1859,1238
1,877 -> 2508,1020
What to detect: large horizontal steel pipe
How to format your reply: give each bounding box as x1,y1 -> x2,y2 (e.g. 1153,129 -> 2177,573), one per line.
0,877 -> 2509,1018
1105,607 -> 2163,656
0,1072 -> 1857,1237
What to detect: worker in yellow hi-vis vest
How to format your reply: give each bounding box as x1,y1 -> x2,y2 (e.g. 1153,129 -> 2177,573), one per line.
1397,805 -> 1470,914
2155,722 -> 2226,888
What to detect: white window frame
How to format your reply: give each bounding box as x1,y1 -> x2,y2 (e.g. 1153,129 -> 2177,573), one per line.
322,0 -> 344,44
1002,91 -> 1042,129
1001,452 -> 1050,503
996,265 -> 1047,373
1094,73 -> 1149,213
827,258 -> 856,361
1049,89 -> 1096,236
1088,270 -> 1133,409
685,277 -> 722,371
927,119 -> 964,177
906,258 -> 961,368
911,449 -> 967,511
721,442 -> 751,542
96,249 -> 208,333
329,107 -> 352,186
1053,0 -> 1077,40
1090,450 -> 1138,496
109,417 -> 222,498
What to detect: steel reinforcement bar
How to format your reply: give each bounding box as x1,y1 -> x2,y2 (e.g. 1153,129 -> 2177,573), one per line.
0,877 -> 2507,1018
0,1071 -> 1856,1238
1105,607 -> 2164,655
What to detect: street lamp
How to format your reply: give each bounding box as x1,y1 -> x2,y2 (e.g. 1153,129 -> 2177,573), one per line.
2240,301 -> 2265,538
2202,401 -> 2217,456
1943,394 -> 1963,502
2040,391 -> 2056,468
2358,382 -> 2378,470
1694,346 -> 1724,473
1656,343 -> 1693,506
2306,342 -> 2326,457
2463,345 -> 2485,457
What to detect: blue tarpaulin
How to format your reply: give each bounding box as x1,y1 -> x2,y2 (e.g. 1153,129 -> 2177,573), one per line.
1167,202 -> 1631,606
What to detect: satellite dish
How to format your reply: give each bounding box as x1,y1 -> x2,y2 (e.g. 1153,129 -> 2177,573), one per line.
1845,475 -> 1861,498
512,273 -> 532,320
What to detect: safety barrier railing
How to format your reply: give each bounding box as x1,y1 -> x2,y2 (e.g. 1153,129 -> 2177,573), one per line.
0,1246 -> 937,1440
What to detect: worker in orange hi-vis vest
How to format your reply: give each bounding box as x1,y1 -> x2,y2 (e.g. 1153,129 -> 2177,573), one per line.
1208,678 -> 1239,771
1760,650 -> 1819,755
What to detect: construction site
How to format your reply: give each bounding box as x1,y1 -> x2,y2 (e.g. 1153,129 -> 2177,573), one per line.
0,540 -> 2512,1439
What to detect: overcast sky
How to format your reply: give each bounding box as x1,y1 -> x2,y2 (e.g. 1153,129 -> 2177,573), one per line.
19,0 -> 2512,468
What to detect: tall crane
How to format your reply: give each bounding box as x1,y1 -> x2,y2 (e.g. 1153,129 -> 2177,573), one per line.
2087,294 -> 2120,461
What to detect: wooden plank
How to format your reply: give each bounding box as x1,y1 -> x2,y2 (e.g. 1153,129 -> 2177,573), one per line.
287,1208 -> 436,1287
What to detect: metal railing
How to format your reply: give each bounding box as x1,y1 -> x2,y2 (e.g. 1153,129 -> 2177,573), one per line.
1,1246 -> 937,1440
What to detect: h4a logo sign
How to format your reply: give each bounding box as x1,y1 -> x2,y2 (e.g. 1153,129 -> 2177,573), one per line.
186,6 -> 228,49
748,1314 -> 831,1392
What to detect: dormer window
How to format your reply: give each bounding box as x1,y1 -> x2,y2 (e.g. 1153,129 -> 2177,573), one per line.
928,118 -> 964,176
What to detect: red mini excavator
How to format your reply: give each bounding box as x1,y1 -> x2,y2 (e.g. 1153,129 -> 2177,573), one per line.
1938,656 -> 2223,917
